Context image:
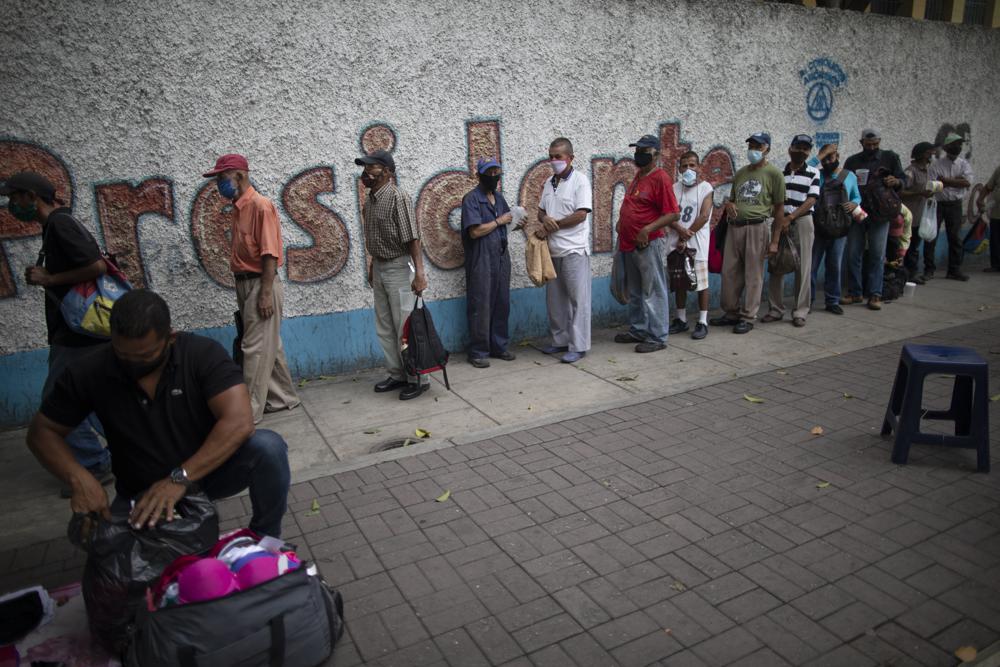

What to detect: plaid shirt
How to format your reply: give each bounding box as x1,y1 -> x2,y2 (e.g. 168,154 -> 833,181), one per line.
363,181 -> 420,260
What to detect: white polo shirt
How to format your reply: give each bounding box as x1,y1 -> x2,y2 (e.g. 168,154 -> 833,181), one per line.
539,168 -> 593,258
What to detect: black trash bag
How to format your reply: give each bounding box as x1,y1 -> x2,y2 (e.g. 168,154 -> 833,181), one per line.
402,297 -> 450,390
68,493 -> 219,656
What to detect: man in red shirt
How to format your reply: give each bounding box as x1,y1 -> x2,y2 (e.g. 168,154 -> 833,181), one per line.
614,135 -> 681,352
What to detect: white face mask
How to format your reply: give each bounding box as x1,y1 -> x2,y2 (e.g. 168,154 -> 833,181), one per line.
550,159 -> 568,176
680,169 -> 697,187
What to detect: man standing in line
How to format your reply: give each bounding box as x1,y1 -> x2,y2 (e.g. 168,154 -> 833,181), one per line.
668,151 -> 714,340
842,129 -> 906,310
811,144 -> 862,315
356,149 -> 431,399
203,154 -> 300,421
980,162 -> 1000,273
461,158 -> 515,368
925,133 -> 973,281
901,142 -> 937,285
710,132 -> 786,334
536,138 -> 593,364
613,134 -> 680,353
3,172 -> 112,497
763,134 -> 819,328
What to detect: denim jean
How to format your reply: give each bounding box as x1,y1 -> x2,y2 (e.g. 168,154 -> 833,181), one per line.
810,236 -> 846,306
622,237 -> 669,344
43,345 -> 108,470
846,218 -> 890,298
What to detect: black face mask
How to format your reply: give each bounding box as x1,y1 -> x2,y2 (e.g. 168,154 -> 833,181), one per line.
634,152 -> 654,167
821,160 -> 839,173
944,145 -> 962,157
118,342 -> 170,381
790,150 -> 810,164
862,146 -> 879,158
479,174 -> 501,192
361,173 -> 378,188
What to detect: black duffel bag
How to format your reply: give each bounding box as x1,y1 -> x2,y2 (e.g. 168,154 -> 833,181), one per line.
125,565 -> 345,667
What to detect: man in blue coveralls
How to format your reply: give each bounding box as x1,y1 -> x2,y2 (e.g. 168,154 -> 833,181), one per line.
461,157 -> 515,368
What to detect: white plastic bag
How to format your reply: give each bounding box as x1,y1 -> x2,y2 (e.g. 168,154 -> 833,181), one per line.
919,199 -> 938,242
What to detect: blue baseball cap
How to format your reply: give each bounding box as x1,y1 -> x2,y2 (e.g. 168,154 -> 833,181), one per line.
476,157 -> 501,174
746,132 -> 771,146
629,134 -> 661,149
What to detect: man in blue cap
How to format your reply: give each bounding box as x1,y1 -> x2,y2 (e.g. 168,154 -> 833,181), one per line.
710,132 -> 786,334
461,158 -> 515,368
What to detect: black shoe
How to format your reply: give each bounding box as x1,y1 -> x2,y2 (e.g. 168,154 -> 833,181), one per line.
60,462 -> 114,498
469,357 -> 490,368
946,271 -> 970,282
911,274 -> 926,285
635,341 -> 666,353
399,383 -> 429,400
614,332 -> 643,344
374,377 -> 408,393
921,271 -> 934,281
733,321 -> 754,334
709,316 -> 740,327
668,318 -> 689,335
491,350 -> 516,361
691,323 -> 708,340
825,304 -> 844,315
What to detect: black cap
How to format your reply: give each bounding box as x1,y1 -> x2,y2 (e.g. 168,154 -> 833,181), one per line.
355,150 -> 396,172
0,171 -> 60,203
629,134 -> 660,150
911,141 -> 935,159
790,134 -> 814,148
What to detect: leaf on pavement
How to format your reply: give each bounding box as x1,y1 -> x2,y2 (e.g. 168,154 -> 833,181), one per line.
402,438 -> 412,447
991,393 -> 1000,402
363,428 -> 380,435
776,370 -> 788,376
743,394 -> 765,404
297,378 -> 309,388
415,428 -> 431,439
816,481 -> 831,489
305,499 -> 321,516
670,581 -> 686,592
955,646 -> 977,662
617,374 -> 638,382
843,393 -> 854,399
810,426 -> 825,436
607,358 -> 618,364
435,490 -> 451,503
517,340 -> 533,347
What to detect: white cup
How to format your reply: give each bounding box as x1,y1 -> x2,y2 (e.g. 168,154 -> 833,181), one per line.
903,281 -> 916,299
856,169 -> 869,186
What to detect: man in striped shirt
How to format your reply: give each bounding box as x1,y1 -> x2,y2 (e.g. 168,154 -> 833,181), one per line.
763,134 -> 820,327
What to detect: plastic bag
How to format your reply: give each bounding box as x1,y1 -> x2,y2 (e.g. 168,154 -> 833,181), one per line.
919,199 -> 938,241
667,248 -> 697,292
610,250 -> 628,305
69,493 -> 219,655
768,232 -> 800,275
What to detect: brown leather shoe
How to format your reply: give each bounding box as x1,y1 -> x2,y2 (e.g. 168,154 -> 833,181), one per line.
867,295 -> 882,311
841,295 -> 862,305
760,313 -> 783,323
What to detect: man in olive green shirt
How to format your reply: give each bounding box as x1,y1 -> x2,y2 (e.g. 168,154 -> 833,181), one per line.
710,132 -> 786,334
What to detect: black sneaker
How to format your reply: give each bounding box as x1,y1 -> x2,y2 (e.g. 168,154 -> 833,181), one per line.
614,332 -> 643,344
399,383 -> 430,400
946,271 -> 970,282
825,304 -> 844,315
668,318 -> 689,335
491,351 -> 516,361
733,321 -> 754,334
709,315 -> 741,327
691,323 -> 708,340
635,341 -> 666,353
469,357 -> 490,368
375,377 -> 408,392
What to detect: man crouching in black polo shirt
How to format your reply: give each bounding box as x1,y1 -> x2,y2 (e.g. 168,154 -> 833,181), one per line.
26,289 -> 291,537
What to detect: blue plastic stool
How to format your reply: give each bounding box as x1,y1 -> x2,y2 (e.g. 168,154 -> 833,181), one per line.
881,344 -> 990,472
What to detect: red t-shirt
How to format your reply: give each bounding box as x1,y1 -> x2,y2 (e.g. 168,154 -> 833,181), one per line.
618,168 -> 679,252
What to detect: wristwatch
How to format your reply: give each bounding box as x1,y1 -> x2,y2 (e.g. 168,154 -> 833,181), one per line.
170,467 -> 191,488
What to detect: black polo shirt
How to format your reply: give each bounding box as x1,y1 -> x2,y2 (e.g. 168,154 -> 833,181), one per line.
40,333 -> 245,497
40,209 -> 105,347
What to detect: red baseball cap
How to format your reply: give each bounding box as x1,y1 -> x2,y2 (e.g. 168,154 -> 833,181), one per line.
202,154 -> 249,177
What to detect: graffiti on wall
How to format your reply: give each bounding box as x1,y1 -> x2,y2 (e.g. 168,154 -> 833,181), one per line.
0,120 -> 740,299
800,58 -> 847,123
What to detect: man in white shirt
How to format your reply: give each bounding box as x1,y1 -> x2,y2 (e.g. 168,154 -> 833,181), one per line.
668,151 -> 714,340
926,133 -> 974,281
535,137 -> 593,364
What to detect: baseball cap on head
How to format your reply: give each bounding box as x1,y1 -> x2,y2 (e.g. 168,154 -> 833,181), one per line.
746,132 -> 771,146
860,128 -> 880,140
911,141 -> 935,159
629,134 -> 660,150
354,149 -> 395,172
0,171 -> 62,203
790,134 -> 814,148
202,154 -> 249,178
476,157 -> 501,174
942,132 -> 963,145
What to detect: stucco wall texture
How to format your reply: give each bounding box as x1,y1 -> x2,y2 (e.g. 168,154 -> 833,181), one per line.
0,0 -> 998,421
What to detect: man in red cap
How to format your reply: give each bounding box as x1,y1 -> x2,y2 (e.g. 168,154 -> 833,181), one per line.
202,154 -> 300,423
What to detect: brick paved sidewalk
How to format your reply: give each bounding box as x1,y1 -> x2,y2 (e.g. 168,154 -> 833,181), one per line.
4,318 -> 999,666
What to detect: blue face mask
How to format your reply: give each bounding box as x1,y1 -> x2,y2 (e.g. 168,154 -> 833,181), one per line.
217,178 -> 238,200
680,169 -> 697,187
747,149 -> 764,165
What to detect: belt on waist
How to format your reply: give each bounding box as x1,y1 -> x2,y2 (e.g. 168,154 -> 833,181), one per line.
730,218 -> 767,227
233,271 -> 262,281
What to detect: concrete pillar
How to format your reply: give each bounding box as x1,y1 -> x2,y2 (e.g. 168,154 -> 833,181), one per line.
898,0 -> 928,18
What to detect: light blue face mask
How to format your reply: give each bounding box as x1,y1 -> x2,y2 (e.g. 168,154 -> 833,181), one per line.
217,178 -> 238,200
680,169 -> 697,187
746,149 -> 764,165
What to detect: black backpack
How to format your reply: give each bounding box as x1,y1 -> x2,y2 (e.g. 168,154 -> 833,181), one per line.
814,170 -> 852,240
402,297 -> 450,389
862,166 -> 902,221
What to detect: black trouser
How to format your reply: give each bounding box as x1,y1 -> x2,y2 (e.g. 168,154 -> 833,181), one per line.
923,200 -> 964,275
991,219 -> 1000,269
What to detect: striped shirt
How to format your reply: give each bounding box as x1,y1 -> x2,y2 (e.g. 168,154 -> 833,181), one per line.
362,181 -> 420,260
782,162 -> 821,215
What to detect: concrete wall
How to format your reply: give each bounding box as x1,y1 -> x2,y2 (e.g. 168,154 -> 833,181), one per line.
1,0 -> 997,424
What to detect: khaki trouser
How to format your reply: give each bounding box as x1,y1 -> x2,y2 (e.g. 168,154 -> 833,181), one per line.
235,276 -> 300,423
721,220 -> 771,321
767,214 -> 815,321
373,255 -> 425,385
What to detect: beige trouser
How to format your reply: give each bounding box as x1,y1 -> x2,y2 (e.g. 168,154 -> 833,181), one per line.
373,255 -> 425,385
767,214 -> 815,321
235,276 -> 300,423
721,220 -> 771,321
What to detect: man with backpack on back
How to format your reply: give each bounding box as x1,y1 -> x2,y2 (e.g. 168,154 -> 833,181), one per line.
843,129 -> 906,311
811,144 -> 862,315
3,171 -> 112,497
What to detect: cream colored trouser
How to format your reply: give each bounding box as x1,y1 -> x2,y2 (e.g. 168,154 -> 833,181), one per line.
372,255 -> 425,384
235,276 -> 300,423
767,214 -> 815,320
720,221 -> 771,321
